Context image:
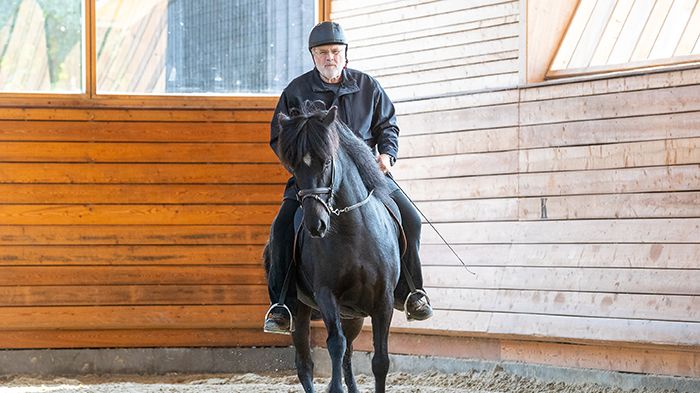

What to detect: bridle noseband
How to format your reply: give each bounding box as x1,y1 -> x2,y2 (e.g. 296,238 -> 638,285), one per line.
296,159 -> 374,217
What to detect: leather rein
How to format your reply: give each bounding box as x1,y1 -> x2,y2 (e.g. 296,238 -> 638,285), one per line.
296,159 -> 374,216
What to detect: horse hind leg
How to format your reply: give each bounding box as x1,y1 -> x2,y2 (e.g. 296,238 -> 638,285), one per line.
340,318 -> 364,393
315,287 -> 346,393
292,303 -> 315,392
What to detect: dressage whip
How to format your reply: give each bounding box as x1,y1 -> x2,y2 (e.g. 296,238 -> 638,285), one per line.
391,179 -> 477,276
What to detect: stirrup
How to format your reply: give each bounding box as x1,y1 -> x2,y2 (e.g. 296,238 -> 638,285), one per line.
404,289 -> 431,321
263,303 -> 295,334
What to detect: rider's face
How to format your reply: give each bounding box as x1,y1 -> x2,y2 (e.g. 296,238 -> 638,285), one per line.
311,44 -> 346,83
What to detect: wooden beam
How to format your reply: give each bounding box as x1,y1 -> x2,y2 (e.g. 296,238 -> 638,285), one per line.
520,0 -> 579,84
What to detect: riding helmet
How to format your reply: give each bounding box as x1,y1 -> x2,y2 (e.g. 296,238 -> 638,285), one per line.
308,21 -> 348,49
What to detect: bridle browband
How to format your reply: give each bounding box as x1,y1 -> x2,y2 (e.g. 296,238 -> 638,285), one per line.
296,159 -> 374,217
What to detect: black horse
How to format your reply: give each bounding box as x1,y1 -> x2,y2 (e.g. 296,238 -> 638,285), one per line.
264,103 -> 401,393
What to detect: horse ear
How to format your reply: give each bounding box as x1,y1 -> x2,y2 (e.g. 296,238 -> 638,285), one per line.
277,112 -> 291,126
322,106 -> 338,126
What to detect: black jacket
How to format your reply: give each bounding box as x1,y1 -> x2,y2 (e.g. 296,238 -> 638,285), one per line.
270,67 -> 400,162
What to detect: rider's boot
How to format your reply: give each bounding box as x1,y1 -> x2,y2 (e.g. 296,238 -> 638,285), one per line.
263,198 -> 300,335
404,289 -> 433,321
264,303 -> 294,335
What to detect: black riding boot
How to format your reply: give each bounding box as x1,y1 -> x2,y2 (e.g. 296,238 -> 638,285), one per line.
264,198 -> 300,334
390,188 -> 433,321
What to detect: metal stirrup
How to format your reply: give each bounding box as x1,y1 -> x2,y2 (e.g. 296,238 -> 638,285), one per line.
264,303 -> 295,334
404,289 -> 430,320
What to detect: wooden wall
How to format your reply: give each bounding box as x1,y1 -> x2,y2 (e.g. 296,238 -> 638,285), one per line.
0,100 -> 291,348
329,0 -> 700,377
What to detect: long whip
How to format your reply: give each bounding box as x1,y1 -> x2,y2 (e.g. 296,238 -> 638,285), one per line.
392,179 -> 476,276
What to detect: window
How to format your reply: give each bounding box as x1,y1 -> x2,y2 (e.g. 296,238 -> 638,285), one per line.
0,0 -> 320,96
548,0 -> 700,79
0,0 -> 84,93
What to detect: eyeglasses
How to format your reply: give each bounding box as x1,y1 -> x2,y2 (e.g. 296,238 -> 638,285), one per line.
312,48 -> 344,57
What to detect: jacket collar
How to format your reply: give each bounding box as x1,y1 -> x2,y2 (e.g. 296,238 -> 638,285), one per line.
311,68 -> 360,96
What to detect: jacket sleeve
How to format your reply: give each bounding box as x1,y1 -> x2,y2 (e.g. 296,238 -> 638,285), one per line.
270,91 -> 289,160
371,83 -> 400,161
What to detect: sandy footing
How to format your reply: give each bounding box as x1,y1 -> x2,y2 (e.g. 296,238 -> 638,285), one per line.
0,370 -> 681,393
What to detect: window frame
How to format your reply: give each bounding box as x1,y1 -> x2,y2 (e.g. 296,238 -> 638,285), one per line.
521,0 -> 700,85
0,0 -> 330,109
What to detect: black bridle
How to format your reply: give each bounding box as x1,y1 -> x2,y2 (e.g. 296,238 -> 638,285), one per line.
296,159 -> 374,217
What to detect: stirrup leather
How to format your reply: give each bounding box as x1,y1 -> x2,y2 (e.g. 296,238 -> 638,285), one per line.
263,303 -> 295,334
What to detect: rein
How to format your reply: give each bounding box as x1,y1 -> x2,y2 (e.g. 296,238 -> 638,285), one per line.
296,159 -> 374,216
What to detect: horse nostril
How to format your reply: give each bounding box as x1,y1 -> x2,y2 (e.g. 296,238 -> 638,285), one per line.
317,221 -> 327,237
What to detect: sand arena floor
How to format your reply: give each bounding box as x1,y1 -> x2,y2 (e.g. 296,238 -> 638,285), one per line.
0,370 -> 681,393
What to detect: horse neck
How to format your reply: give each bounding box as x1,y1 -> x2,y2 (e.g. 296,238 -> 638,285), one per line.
334,149 -> 373,213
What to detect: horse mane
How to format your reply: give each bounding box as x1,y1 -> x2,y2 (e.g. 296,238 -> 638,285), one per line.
277,101 -> 389,199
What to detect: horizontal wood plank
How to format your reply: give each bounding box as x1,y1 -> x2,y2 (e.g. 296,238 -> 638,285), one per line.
0,204 -> 278,225
0,184 -> 284,204
520,138 -> 700,173
400,165 -> 700,200
428,287 -> 700,321
500,339 -> 700,378
519,84 -> 700,126
345,2 -> 518,42
0,163 -> 289,184
0,108 -> 272,122
422,266 -> 700,295
388,310 -> 700,346
519,111 -> 700,149
0,245 -> 264,266
416,192 -> 700,222
356,37 -> 519,73
0,305 -> 268,330
0,328 -> 290,349
420,219 -> 700,244
519,192 -> 700,220
397,103 -> 518,136
0,225 -> 270,245
0,121 -> 269,142
521,68 -> 700,102
400,127 -> 519,158
0,266 -> 266,286
353,23 -> 518,61
419,243 -> 700,269
0,285 -> 268,306
0,142 -> 278,163
387,73 -> 519,101
394,150 -> 518,179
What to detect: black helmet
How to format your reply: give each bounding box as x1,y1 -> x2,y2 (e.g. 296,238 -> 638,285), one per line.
308,21 -> 347,49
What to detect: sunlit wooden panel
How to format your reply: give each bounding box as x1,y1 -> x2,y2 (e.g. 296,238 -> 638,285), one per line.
649,0 -> 696,59
568,0 -> 617,68
607,0 -> 656,64
590,0 -> 635,66
675,2 -> 700,55
550,0 -> 597,70
630,0 -> 674,61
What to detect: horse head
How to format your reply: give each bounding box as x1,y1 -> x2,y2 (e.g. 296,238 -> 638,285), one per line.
277,102 -> 341,238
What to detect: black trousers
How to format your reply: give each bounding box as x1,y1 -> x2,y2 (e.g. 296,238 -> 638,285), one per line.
266,186 -> 425,312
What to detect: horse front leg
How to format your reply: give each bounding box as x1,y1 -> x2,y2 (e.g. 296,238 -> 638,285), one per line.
316,287 -> 346,393
292,303 -> 314,392
371,300 -> 393,393
340,317 -> 364,393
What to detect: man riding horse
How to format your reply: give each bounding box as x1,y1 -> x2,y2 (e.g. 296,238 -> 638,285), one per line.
265,21 -> 433,334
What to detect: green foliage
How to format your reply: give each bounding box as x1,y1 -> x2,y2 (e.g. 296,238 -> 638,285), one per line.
0,0 -> 21,29
35,0 -> 82,85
